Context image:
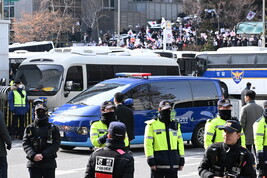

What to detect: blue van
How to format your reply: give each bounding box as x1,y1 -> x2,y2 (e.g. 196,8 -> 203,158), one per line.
49,73 -> 223,149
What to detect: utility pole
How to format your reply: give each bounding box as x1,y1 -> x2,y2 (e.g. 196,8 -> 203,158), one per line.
262,0 -> 266,47
117,0 -> 120,47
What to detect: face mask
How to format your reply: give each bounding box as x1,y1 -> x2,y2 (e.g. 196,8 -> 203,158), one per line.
219,110 -> 231,120
18,84 -> 23,89
101,112 -> 116,126
159,109 -> 171,123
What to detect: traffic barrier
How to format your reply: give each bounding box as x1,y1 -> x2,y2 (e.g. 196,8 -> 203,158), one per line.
0,86 -> 34,128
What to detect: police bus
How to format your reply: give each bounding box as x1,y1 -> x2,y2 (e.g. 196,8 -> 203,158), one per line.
183,47 -> 267,99
14,47 -> 180,110
49,73 -> 223,149
9,41 -> 54,52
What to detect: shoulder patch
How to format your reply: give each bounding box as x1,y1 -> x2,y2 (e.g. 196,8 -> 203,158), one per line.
116,149 -> 126,155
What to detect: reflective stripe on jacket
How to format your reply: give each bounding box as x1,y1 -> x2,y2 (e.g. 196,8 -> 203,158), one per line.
204,116 -> 246,149
144,118 -> 184,170
253,116 -> 267,154
13,90 -> 26,107
90,120 -> 129,148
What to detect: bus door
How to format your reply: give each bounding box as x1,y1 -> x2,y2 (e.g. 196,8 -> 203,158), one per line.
63,65 -> 85,105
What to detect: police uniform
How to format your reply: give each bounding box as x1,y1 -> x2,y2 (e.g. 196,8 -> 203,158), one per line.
144,101 -> 185,178
90,120 -> 129,148
8,80 -> 28,139
85,122 -> 134,178
253,114 -> 267,177
204,99 -> 245,149
199,120 -> 256,178
204,116 -> 246,149
22,104 -> 61,178
90,101 -> 129,148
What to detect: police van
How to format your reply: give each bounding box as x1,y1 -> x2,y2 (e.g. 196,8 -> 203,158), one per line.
49,73 -> 223,149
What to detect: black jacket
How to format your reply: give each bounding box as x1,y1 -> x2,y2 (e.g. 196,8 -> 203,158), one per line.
115,104 -> 135,141
84,139 -> 134,178
198,142 -> 256,178
22,121 -> 61,168
0,111 -> 12,157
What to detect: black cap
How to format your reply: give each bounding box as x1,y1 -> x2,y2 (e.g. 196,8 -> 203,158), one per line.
263,101 -> 267,108
219,120 -> 242,133
35,104 -> 48,112
159,100 -> 172,110
217,99 -> 232,107
101,101 -> 115,110
108,121 -> 126,139
14,79 -> 21,84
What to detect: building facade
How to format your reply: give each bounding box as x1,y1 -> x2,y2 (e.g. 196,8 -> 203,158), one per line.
4,0 -> 184,42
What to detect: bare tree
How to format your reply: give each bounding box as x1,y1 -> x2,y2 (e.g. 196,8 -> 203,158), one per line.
199,0 -> 257,29
13,10 -> 74,44
80,0 -> 108,40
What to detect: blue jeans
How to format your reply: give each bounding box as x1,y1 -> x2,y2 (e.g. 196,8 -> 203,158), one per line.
0,156 -> 8,178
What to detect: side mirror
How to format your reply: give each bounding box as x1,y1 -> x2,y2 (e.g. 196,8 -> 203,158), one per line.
0,78 -> 6,86
65,81 -> 73,91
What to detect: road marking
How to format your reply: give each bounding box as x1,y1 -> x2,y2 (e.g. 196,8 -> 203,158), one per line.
180,172 -> 198,177
56,168 -> 85,175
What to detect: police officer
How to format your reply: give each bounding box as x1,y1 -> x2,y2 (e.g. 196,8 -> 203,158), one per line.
90,101 -> 129,148
8,79 -> 29,140
144,100 -> 184,178
85,121 -> 134,178
22,104 -> 61,178
199,120 -> 256,178
204,99 -> 246,149
253,100 -> 267,178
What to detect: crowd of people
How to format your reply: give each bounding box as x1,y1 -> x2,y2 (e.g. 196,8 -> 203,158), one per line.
1,81 -> 267,178
95,17 -> 262,51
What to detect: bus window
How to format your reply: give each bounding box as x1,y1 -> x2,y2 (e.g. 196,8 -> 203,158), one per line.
149,81 -> 193,109
65,66 -> 83,91
190,81 -> 218,107
142,66 -> 166,75
115,65 -> 141,73
125,84 -> 150,111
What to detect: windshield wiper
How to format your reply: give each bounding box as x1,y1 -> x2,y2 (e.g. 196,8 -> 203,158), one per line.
76,102 -> 88,105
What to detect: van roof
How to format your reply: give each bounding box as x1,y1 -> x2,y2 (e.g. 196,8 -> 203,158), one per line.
100,75 -> 220,85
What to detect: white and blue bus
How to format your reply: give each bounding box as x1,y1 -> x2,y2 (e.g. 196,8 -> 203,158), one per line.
14,47 -> 180,110
190,47 -> 267,99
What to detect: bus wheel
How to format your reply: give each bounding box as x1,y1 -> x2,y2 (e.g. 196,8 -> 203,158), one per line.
60,145 -> 76,150
191,123 -> 205,148
220,82 -> 229,98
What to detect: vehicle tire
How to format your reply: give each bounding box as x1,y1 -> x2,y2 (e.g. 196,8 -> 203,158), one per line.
60,145 -> 76,150
220,82 -> 229,98
191,123 -> 205,148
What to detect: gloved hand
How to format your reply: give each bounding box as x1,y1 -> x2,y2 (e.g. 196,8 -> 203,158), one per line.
7,144 -> 11,150
98,134 -> 108,144
257,152 -> 265,171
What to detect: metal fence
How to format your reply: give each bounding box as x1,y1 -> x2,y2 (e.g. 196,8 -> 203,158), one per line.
0,86 -> 34,128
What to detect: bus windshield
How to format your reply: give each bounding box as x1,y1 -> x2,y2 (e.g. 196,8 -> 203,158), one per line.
15,64 -> 64,96
68,83 -> 130,105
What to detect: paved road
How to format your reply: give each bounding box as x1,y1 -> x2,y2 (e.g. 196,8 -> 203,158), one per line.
8,141 -> 204,178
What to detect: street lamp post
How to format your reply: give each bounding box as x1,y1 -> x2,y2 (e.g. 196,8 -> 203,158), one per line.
262,0 -> 265,47
117,0 -> 120,47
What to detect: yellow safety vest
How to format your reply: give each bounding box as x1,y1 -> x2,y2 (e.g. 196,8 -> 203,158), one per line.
204,115 -> 246,149
144,118 -> 185,158
253,116 -> 267,154
13,90 -> 26,107
90,120 -> 129,148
